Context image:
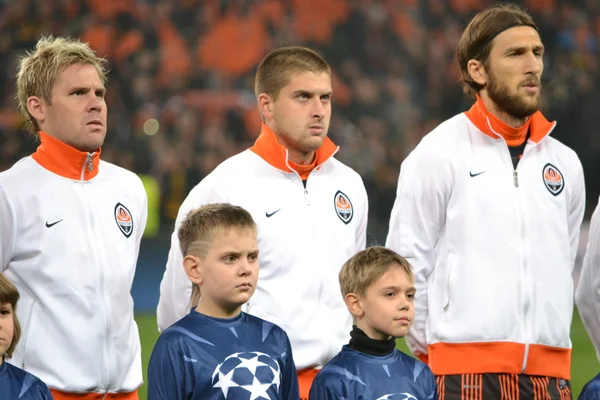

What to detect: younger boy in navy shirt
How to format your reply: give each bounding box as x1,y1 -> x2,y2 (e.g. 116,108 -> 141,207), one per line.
309,246 -> 437,399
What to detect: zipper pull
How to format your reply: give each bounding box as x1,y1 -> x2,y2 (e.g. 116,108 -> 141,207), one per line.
87,154 -> 93,172
513,170 -> 519,187
304,189 -> 310,205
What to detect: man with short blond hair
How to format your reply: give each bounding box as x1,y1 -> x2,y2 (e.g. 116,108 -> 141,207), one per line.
1,36 -> 147,399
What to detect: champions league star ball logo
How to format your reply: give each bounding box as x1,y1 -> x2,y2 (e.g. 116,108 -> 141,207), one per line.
212,351 -> 281,399
376,393 -> 418,400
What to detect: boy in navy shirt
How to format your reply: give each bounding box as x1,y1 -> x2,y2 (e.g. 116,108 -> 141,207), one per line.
310,246 -> 437,399
148,203 -> 299,399
0,273 -> 52,399
580,374 -> 600,400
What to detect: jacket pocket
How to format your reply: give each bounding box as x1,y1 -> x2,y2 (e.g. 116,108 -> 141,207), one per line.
20,298 -> 37,369
442,253 -> 456,318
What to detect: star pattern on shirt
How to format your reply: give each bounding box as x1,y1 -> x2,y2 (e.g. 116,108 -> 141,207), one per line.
212,351 -> 281,399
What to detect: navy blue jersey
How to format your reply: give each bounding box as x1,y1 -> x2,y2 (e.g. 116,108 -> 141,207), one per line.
148,310 -> 299,400
309,346 -> 437,400
580,373 -> 600,400
0,360 -> 52,399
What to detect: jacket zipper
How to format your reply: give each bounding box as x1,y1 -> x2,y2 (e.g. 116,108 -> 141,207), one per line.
20,299 -> 37,369
507,146 -> 530,373
486,117 -> 562,373
487,116 -> 533,372
80,156 -> 114,390
284,150 -> 312,205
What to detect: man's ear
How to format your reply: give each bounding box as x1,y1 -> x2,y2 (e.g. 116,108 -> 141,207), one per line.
467,59 -> 488,87
344,293 -> 364,319
26,96 -> 46,125
257,93 -> 274,122
183,255 -> 203,286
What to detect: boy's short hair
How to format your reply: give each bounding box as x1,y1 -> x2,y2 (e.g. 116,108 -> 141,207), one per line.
254,46 -> 331,100
16,35 -> 108,136
0,273 -> 21,359
339,246 -> 414,297
178,203 -> 257,306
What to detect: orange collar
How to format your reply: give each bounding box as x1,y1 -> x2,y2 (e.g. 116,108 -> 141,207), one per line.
31,131 -> 101,181
464,95 -> 555,144
249,123 -> 338,174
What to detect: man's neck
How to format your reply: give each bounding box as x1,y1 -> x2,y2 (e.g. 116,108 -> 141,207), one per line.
480,91 -> 528,128
287,150 -> 316,166
265,122 -> 317,165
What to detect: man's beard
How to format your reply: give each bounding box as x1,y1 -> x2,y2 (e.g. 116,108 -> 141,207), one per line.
486,71 -> 541,120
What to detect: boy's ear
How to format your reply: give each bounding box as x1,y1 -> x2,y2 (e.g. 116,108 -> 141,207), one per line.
183,255 -> 203,286
344,293 -> 364,318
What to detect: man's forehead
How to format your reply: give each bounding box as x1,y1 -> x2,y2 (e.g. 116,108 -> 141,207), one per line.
492,26 -> 542,50
284,71 -> 332,92
55,63 -> 104,87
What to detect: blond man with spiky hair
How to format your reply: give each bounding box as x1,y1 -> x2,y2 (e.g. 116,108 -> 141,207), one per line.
158,46 -> 369,398
0,36 -> 147,399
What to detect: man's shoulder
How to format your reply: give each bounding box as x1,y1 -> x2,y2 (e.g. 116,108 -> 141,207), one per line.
540,136 -> 582,166
326,156 -> 363,180
0,157 -> 37,186
404,113 -> 469,165
99,160 -> 144,182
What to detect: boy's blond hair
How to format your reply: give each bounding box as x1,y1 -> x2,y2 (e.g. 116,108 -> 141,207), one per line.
0,273 -> 21,359
339,246 -> 414,297
254,46 -> 331,101
178,203 -> 257,307
16,36 -> 108,136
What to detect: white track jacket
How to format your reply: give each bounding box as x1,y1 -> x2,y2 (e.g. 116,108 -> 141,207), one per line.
157,123 -> 368,370
386,98 -> 585,379
0,132 -> 147,394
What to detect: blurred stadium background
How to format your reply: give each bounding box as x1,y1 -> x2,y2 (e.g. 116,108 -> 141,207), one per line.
0,0 -> 598,398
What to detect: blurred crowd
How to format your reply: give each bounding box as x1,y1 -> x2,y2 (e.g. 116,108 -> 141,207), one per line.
0,0 -> 599,242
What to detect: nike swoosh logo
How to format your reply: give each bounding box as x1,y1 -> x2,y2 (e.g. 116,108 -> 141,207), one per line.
45,219 -> 63,228
265,209 -> 281,218
469,171 -> 486,177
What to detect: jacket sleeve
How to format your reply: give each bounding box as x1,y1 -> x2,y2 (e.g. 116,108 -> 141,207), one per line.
356,178 -> 369,250
385,144 -> 452,361
0,186 -> 16,271
156,178 -> 226,332
568,158 -> 586,267
308,377 -> 341,400
137,176 -> 149,241
576,196 -> 600,362
280,333 -> 300,400
147,337 -> 191,400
